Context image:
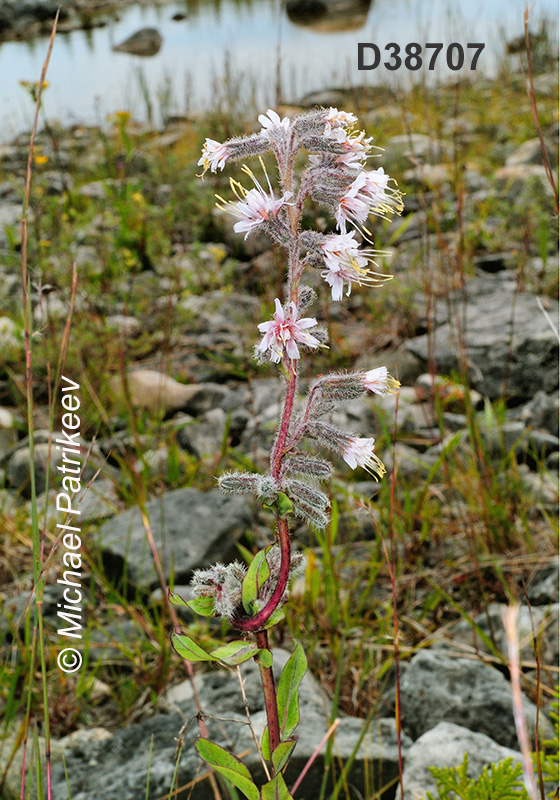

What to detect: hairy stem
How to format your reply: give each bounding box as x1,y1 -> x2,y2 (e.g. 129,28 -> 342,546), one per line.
256,629 -> 281,766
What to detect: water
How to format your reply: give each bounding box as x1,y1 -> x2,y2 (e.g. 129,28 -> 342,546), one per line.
0,0 -> 556,139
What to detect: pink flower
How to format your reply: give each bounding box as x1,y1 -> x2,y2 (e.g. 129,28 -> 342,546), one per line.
320,232 -> 387,300
336,168 -> 402,233
231,187 -> 293,239
198,138 -> 230,174
341,437 -> 385,480
257,299 -> 320,363
258,109 -> 291,139
335,172 -> 371,233
333,129 -> 373,168
362,366 -> 400,395
324,108 -> 357,136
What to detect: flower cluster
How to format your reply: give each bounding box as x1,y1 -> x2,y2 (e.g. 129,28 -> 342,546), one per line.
192,106 -> 401,624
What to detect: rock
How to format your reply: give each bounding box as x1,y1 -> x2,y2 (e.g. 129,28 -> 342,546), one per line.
150,584 -> 194,623
0,203 -> 21,247
0,407 -> 17,455
95,487 -> 252,591
286,0 -> 370,33
106,315 -> 141,337
0,584 -> 64,641
299,88 -> 352,108
5,433 -> 105,497
510,390 -> 559,437
494,164 -> 554,197
506,137 -> 556,167
0,316 -> 19,351
381,442 -> 438,482
533,73 -> 559,96
88,619 -> 139,665
384,134 -> 452,170
405,274 -> 559,401
112,28 -> 163,57
434,602 -> 559,666
403,163 -> 451,188
176,408 -> 227,458
527,560 -> 559,605
74,478 -> 121,522
520,469 -> 559,510
399,650 -> 552,750
400,722 -> 523,800
109,370 -> 201,415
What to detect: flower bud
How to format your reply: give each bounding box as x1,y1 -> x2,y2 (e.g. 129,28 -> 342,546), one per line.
218,471 -> 261,495
283,454 -> 333,480
284,479 -> 330,512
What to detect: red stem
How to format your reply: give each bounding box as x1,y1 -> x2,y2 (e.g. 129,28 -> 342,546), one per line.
256,629 -> 281,766
232,516 -> 291,632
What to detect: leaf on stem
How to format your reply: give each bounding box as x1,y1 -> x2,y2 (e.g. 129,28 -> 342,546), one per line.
261,773 -> 294,799
242,547 -> 271,614
196,739 -> 260,800
271,739 -> 297,773
210,640 -> 259,666
277,643 -> 307,739
171,633 -> 216,662
256,648 -> 273,668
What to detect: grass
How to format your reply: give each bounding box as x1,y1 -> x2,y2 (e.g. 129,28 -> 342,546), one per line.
0,14 -> 558,800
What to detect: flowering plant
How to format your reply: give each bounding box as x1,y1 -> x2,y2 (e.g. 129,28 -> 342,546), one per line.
171,106 -> 402,798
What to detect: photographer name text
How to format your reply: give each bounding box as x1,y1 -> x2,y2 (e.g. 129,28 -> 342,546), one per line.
56,374 -> 84,675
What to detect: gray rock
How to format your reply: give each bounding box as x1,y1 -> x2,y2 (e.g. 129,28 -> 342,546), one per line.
528,560 -> 559,605
511,391 -> 559,437
113,27 -> 163,57
520,469 -> 559,510
177,408 -> 227,459
400,722 -> 523,800
0,407 -> 17,455
95,488 -> 252,590
494,164 -> 555,197
506,137 -> 556,168
6,434 -> 105,497
384,134 -> 453,168
381,443 -> 438,482
434,602 -> 559,667
286,0 -> 370,33
399,650 -> 551,750
405,275 -> 559,401
0,203 -> 21,247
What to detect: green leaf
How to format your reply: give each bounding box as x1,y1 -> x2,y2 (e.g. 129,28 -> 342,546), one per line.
276,492 -> 293,518
196,739 -> 260,800
263,607 -> 285,630
241,548 -> 271,614
261,773 -> 294,800
168,590 -> 190,607
271,739 -> 297,773
261,725 -> 270,761
277,643 -> 307,738
186,596 -> 215,617
210,640 -> 259,666
256,649 -> 273,668
171,633 -> 216,663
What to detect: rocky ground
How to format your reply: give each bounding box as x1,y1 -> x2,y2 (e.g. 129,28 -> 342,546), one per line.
0,0 -> 174,41
0,49 -> 558,800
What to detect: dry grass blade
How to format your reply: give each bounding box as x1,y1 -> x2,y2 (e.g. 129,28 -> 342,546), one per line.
523,4 -> 559,212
